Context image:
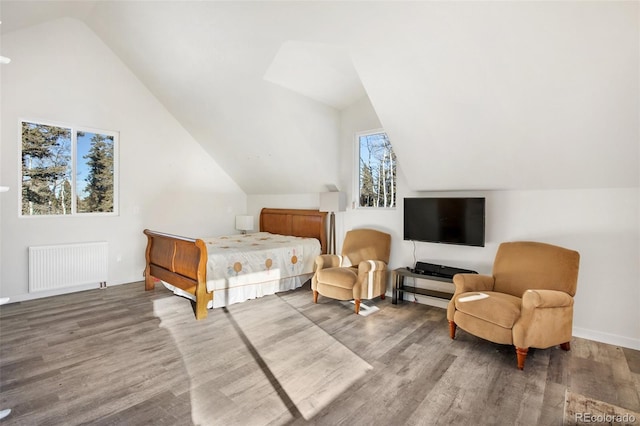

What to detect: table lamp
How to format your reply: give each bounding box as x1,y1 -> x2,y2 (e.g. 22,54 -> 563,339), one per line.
235,215 -> 254,235
319,191 -> 346,254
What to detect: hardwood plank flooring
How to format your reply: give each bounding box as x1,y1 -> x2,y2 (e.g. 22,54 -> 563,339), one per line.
1,282 -> 639,425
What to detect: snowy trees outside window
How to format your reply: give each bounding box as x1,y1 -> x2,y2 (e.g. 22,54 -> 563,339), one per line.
21,121 -> 118,216
357,131 -> 396,208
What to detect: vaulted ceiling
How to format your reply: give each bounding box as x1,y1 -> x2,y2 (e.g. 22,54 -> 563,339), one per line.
2,1 -> 638,194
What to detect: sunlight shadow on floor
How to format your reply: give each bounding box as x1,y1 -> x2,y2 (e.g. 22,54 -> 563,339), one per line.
153,293 -> 372,424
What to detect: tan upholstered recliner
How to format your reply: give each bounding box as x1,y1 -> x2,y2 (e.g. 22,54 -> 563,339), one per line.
312,229 -> 391,314
447,241 -> 580,370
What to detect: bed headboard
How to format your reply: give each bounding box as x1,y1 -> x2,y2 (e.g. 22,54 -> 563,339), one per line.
260,208 -> 328,254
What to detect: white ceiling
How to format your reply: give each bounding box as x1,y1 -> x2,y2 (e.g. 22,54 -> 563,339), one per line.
0,1 -> 95,34
1,1 -> 638,194
264,41 -> 365,110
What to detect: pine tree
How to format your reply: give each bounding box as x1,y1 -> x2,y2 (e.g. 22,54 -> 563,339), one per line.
359,133 -> 396,208
360,162 -> 374,207
82,134 -> 114,213
21,122 -> 71,215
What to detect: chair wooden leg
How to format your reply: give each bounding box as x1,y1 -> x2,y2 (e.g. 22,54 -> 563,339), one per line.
448,321 -> 456,339
560,342 -> 571,351
354,299 -> 361,314
516,347 -> 528,370
313,290 -> 318,304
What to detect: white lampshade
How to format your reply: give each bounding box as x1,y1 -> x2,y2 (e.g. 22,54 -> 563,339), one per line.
235,215 -> 254,233
319,192 -> 346,213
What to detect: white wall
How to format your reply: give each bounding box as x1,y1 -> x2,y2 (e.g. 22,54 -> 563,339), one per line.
0,18 -> 246,301
337,96 -> 640,350
353,1 -> 639,192
247,194 -> 320,217
84,0 -> 344,196
2,11 -> 638,352
248,96 -> 640,352
341,2 -> 640,349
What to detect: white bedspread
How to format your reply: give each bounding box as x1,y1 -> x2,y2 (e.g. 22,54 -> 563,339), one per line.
162,232 -> 321,309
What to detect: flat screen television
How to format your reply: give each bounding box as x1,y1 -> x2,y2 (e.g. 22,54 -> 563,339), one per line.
404,197 -> 485,247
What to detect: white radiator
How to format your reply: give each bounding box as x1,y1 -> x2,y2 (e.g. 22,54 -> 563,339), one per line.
28,242 -> 108,292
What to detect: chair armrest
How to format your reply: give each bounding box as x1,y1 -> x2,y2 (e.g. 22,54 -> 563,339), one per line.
452,274 -> 495,295
354,261 -> 388,299
315,254 -> 342,270
522,289 -> 573,310
514,289 -> 575,349
357,260 -> 387,273
448,274 -> 495,321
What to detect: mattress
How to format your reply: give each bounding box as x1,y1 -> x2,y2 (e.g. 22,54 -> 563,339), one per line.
162,232 -> 321,309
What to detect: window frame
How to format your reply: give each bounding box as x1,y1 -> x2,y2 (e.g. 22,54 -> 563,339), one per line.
19,119 -> 120,218
353,129 -> 397,210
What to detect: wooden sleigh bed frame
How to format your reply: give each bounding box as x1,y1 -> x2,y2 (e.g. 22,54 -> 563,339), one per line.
144,208 -> 327,320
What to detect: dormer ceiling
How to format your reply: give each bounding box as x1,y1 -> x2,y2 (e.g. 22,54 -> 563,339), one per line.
264,41 -> 365,110
1,1 -> 638,194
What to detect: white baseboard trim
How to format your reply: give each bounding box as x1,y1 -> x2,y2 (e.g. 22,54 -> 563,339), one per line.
2,280 -> 130,304
384,290 -> 449,309
408,294 -> 449,309
384,291 -> 640,351
572,327 -> 640,351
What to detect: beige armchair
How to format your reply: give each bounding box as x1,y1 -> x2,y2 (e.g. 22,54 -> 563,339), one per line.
312,229 -> 391,314
447,241 -> 580,369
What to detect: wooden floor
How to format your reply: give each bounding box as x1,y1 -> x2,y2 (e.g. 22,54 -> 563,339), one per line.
1,282 -> 639,425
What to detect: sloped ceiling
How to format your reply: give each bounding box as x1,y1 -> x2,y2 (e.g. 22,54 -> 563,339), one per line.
2,1 -> 638,193
264,41 -> 365,110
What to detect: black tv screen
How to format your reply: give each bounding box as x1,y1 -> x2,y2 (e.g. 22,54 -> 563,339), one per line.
404,197 -> 485,247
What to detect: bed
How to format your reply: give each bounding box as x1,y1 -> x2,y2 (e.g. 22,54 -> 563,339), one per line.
144,208 -> 327,319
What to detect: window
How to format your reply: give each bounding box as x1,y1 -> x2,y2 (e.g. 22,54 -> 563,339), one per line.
356,130 -> 396,208
21,120 -> 118,216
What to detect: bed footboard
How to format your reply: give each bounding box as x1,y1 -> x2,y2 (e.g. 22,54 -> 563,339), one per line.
143,229 -> 212,319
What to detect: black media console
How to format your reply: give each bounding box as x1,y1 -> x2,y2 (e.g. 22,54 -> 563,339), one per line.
392,262 -> 478,304
412,261 -> 478,279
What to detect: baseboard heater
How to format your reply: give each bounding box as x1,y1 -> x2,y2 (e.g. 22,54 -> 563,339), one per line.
28,242 -> 108,293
